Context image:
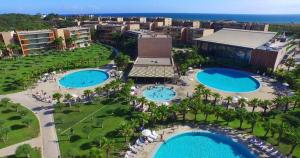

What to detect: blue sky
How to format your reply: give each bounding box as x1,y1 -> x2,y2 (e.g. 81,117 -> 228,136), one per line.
1,0 -> 300,14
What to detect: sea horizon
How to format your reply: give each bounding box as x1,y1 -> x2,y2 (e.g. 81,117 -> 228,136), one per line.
63,13 -> 300,24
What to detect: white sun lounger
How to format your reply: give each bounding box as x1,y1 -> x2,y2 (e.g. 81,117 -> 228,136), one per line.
126,151 -> 135,158
136,139 -> 144,146
129,146 -> 138,154
270,150 -> 278,156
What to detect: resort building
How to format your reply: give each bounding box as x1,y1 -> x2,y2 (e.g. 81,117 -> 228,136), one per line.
63,27 -> 91,48
0,31 -> 15,46
172,20 -> 201,28
161,26 -> 187,46
129,33 -> 177,81
185,28 -> 214,45
96,24 -> 126,45
201,21 -> 269,32
16,30 -> 55,55
195,28 -> 294,70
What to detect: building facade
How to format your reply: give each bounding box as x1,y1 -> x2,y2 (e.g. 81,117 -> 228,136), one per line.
63,27 -> 91,48
16,30 -> 55,55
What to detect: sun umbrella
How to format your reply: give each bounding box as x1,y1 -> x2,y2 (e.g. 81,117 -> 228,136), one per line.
131,86 -> 136,90
283,83 -> 289,87
130,91 -> 135,95
142,129 -> 151,137
71,94 -> 78,98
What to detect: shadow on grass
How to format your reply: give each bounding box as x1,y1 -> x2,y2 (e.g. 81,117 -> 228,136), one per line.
70,135 -> 82,143
2,109 -> 14,114
80,142 -> 93,150
8,115 -> 21,120
10,124 -> 26,130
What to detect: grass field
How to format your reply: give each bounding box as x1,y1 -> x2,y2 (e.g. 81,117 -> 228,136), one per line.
0,44 -> 112,94
0,101 -> 40,149
54,98 -> 131,157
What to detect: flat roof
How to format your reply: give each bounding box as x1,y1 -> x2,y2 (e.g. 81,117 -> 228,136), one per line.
134,57 -> 172,66
17,29 -> 53,35
195,28 -> 277,49
129,65 -> 175,78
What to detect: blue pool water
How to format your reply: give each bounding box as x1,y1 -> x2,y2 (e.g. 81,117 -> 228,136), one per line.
143,86 -> 176,102
196,68 -> 260,93
154,132 -> 257,158
59,70 -> 109,88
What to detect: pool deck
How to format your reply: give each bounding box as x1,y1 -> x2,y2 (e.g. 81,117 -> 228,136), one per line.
135,68 -> 281,111
134,124 -> 282,158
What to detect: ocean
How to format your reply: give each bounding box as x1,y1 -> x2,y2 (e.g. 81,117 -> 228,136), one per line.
92,13 -> 300,24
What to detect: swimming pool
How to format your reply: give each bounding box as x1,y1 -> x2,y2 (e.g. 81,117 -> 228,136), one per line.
196,68 -> 260,93
154,131 -> 257,158
59,70 -> 109,88
143,86 -> 176,102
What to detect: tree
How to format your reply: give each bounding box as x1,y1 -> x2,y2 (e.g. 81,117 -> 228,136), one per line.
114,53 -> 130,70
238,98 -> 247,108
224,96 -> 233,109
84,89 -> 93,99
246,113 -> 260,133
214,105 -> 224,122
22,118 -> 33,128
236,108 -> 248,129
284,127 -> 300,157
94,87 -> 103,96
0,42 -> 6,57
157,105 -> 169,123
202,89 -> 211,102
212,93 -> 221,106
260,100 -> 272,115
291,92 -> 300,110
0,98 -> 11,107
53,92 -> 63,103
53,37 -> 64,50
102,137 -> 115,158
82,125 -> 93,139
0,127 -> 10,143
137,112 -> 150,126
64,93 -> 73,107
15,144 -> 33,158
178,99 -> 189,121
65,36 -> 76,49
262,119 -> 272,137
11,103 -> 20,112
201,104 -> 214,122
248,98 -> 260,113
168,103 -> 179,121
189,99 -> 202,122
284,57 -> 296,71
221,109 -> 236,125
119,122 -> 133,143
7,44 -> 21,56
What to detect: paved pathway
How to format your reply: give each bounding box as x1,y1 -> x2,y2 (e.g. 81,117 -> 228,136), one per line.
0,91 -> 61,158
0,137 -> 42,157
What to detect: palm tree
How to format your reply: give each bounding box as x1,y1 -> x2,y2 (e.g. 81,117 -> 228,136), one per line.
238,98 -> 247,108
178,99 -> 189,121
224,96 -> 233,109
236,108 -> 248,129
66,36 -> 76,49
260,100 -> 272,115
201,104 -> 214,122
285,127 -> 300,157
246,113 -> 260,133
284,57 -> 296,71
83,89 -> 93,99
64,93 -> 73,107
158,105 -> 169,123
212,93 -> 221,106
262,119 -> 272,137
52,93 -> 63,103
202,89 -> 211,102
102,137 -> 115,158
82,125 -> 93,139
168,104 -> 179,121
7,44 -> 21,56
214,105 -> 224,122
221,109 -> 236,125
94,87 -> 103,96
291,92 -> 300,110
53,37 -> 64,50
195,84 -> 205,95
119,122 -> 133,143
137,112 -> 149,126
0,42 -> 6,57
248,98 -> 260,113
282,96 -> 291,113
189,99 -> 203,122
138,97 -> 148,110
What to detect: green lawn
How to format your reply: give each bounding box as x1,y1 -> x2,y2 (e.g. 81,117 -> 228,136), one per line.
54,98 -> 131,157
0,44 -> 112,94
0,102 -> 40,149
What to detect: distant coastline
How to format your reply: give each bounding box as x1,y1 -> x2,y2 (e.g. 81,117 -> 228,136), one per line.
65,13 -> 300,24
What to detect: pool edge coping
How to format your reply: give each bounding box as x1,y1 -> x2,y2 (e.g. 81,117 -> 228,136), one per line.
141,85 -> 178,103
194,68 -> 262,94
57,68 -> 111,90
151,130 -> 258,158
